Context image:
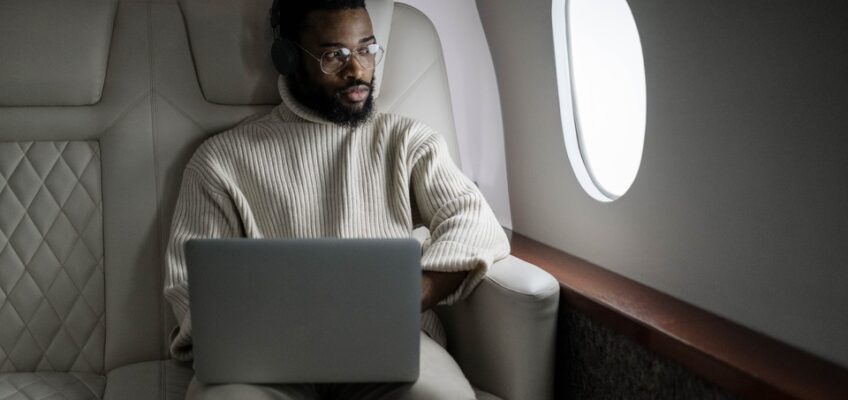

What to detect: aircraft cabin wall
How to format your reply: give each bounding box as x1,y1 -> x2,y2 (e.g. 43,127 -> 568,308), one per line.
476,0 -> 848,368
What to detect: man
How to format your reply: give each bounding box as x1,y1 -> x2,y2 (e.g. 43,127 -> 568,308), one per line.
164,1 -> 509,398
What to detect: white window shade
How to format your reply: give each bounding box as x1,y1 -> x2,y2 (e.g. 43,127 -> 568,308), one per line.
553,0 -> 646,201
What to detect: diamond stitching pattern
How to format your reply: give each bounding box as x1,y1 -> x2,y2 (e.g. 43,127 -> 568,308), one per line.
0,142 -> 104,374
0,372 -> 105,400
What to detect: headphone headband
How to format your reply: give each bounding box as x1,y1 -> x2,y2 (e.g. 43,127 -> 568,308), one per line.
270,0 -> 298,76
270,0 -> 281,37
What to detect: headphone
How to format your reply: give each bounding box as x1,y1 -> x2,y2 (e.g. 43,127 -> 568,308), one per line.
270,0 -> 299,76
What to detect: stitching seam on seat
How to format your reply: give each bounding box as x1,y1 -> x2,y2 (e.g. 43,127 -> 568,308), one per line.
160,361 -> 166,400
486,274 -> 560,300
384,60 -> 438,112
0,253 -> 53,373
147,0 -> 168,364
76,375 -> 102,399
98,92 -> 151,141
151,90 -> 206,132
56,144 -> 99,212
3,141 -> 103,373
9,376 -> 49,397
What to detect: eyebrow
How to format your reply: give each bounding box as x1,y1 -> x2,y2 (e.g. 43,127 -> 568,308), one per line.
318,35 -> 376,48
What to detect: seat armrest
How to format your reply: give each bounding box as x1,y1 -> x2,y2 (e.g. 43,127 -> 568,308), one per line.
436,255 -> 560,400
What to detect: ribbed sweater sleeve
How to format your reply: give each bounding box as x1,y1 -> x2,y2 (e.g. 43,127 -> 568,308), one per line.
410,130 -> 510,305
164,163 -> 243,361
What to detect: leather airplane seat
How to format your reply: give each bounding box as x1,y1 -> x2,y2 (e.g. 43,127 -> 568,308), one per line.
0,0 -> 558,399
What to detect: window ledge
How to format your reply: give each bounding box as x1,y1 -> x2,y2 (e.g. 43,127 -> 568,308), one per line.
509,232 -> 848,399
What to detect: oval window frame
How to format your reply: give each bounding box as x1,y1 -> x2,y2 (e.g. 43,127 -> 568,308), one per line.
552,0 -> 647,202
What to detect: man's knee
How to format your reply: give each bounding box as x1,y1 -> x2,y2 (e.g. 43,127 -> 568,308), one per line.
397,333 -> 476,400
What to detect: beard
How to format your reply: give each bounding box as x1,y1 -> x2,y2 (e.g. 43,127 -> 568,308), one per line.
287,71 -> 376,129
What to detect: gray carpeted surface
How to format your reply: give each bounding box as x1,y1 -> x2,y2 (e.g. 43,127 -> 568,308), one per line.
557,309 -> 736,400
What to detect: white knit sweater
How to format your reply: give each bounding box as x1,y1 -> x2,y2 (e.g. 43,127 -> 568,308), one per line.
164,78 -> 510,361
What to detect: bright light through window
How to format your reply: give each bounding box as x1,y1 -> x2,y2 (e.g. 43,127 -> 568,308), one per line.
552,0 -> 646,201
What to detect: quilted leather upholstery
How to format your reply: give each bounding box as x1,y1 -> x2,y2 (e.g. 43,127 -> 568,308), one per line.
0,372 -> 105,400
0,142 -> 104,374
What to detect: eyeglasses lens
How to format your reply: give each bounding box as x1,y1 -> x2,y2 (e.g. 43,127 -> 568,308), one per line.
320,45 -> 384,74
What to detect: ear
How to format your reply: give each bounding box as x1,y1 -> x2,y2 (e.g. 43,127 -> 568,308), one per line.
272,38 -> 300,76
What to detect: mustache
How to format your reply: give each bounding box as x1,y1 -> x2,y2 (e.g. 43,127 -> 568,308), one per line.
340,80 -> 372,91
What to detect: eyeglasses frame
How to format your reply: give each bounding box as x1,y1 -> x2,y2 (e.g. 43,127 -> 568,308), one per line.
294,42 -> 385,75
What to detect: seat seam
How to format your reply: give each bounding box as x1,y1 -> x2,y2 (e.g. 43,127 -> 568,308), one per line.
0,248 -> 56,373
0,373 -> 103,400
96,92 -> 151,141
384,60 -> 438,113
151,90 -> 207,132
0,338 -> 22,371
0,172 -> 36,256
148,0 -> 168,364
49,298 -> 92,371
25,142 -> 66,212
159,360 -> 166,400
57,144 -> 100,218
17,174 -> 102,372
28,144 -> 67,218
31,244 -> 84,371
20,301 -> 58,372
56,181 -> 106,371
486,274 -> 561,300
2,143 -> 35,210
7,374 -> 51,396
46,203 -> 103,322
72,373 -> 102,399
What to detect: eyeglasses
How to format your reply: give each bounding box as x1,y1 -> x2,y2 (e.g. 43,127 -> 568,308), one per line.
295,42 -> 385,75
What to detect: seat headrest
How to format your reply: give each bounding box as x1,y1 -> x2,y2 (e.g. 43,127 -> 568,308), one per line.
0,0 -> 117,107
179,0 -> 394,106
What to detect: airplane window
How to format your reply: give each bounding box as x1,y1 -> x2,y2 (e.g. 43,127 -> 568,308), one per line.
552,0 -> 646,201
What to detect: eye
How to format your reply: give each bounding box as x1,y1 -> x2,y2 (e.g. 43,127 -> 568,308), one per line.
354,46 -> 370,56
365,43 -> 380,54
332,48 -> 351,58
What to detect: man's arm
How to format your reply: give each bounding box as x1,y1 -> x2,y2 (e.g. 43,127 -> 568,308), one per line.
409,129 -> 510,307
164,166 -> 241,360
421,270 -> 469,311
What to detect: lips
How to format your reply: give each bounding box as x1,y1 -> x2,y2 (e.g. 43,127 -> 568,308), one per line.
341,85 -> 370,103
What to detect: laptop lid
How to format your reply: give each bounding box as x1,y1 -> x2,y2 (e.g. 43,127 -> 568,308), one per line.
185,238 -> 421,384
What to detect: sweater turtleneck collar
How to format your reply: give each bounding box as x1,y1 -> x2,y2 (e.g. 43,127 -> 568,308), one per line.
275,76 -> 338,126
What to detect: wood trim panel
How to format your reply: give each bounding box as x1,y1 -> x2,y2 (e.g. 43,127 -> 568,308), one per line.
509,233 -> 848,400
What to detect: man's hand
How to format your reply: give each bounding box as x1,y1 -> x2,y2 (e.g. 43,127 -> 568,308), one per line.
420,270 -> 469,311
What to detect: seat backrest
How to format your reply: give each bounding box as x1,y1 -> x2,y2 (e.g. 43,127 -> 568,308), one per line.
150,0 -> 460,340
0,0 -> 161,373
0,0 -> 458,373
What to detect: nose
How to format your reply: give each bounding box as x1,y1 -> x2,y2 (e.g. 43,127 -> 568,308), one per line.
341,55 -> 366,82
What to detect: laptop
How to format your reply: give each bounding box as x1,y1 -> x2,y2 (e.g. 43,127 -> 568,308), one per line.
185,238 -> 421,384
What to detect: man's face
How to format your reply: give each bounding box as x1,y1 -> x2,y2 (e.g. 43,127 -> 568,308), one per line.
289,8 -> 376,127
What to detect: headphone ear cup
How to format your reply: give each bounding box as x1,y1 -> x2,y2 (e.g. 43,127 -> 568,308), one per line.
272,39 -> 299,76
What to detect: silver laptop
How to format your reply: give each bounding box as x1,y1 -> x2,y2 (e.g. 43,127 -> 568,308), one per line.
185,238 -> 421,384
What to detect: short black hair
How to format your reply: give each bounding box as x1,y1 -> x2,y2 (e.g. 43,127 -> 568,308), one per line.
272,0 -> 367,41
